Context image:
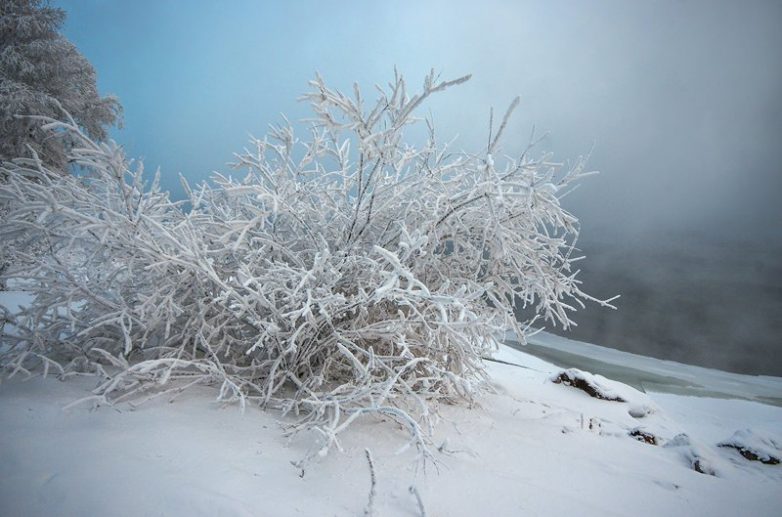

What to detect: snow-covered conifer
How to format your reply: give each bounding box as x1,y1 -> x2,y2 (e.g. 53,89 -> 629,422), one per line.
0,0 -> 121,168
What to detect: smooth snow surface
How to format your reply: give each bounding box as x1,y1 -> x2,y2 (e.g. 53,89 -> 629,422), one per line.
2,293 -> 782,516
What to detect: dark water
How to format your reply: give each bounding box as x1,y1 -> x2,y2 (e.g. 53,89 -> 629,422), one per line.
525,233 -> 782,376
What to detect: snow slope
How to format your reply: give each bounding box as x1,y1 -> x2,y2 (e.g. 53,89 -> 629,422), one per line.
1,293 -> 781,516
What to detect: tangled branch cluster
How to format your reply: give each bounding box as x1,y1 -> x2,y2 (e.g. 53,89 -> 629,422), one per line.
0,71 -> 608,462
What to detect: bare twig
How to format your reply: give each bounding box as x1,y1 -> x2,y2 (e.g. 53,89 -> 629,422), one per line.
363,448 -> 377,517
409,485 -> 428,517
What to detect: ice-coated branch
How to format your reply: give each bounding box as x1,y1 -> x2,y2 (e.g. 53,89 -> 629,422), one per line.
363,448 -> 377,517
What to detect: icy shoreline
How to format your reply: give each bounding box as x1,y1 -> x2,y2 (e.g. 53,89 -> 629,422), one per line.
509,331 -> 782,406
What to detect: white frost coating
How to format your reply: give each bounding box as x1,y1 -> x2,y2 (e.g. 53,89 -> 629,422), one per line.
0,70 -> 611,465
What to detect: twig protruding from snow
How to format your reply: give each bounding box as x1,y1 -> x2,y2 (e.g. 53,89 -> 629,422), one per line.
409,485 -> 427,517
363,448 -> 377,517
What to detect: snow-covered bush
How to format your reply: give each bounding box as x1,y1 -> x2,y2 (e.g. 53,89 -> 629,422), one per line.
0,71 -> 610,463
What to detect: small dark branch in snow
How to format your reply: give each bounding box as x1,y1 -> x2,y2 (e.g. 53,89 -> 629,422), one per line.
664,433 -> 718,476
436,438 -> 477,458
363,448 -> 377,517
721,446 -> 780,465
481,356 -> 532,370
290,460 -> 305,479
692,459 -> 714,475
629,428 -> 658,445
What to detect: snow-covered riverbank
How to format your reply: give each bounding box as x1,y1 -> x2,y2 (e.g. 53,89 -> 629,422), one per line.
1,341 -> 780,516
514,331 -> 782,406
3,291 -> 781,515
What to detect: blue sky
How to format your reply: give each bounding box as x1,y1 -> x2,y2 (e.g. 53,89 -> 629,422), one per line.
56,0 -> 782,243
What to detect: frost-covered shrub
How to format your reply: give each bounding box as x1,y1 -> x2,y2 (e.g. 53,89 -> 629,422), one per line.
0,71 -> 610,463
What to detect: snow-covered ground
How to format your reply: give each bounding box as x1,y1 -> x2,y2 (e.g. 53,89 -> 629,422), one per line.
1,292 -> 781,516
